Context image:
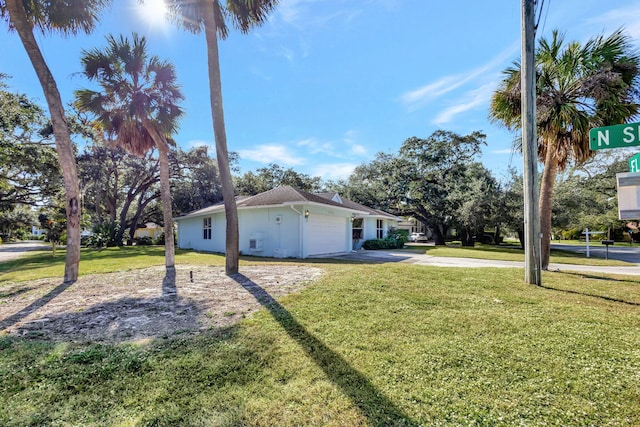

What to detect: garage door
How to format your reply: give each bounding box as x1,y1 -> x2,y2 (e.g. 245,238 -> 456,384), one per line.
307,214 -> 347,255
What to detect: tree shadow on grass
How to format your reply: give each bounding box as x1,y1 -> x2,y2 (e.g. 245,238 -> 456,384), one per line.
4,293 -> 201,342
231,273 -> 418,427
542,271 -> 640,306
0,280 -> 75,332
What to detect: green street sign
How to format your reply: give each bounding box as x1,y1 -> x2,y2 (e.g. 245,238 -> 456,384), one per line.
630,153 -> 640,172
590,122 -> 640,150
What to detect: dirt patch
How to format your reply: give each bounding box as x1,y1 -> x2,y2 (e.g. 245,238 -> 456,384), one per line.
0,265 -> 323,343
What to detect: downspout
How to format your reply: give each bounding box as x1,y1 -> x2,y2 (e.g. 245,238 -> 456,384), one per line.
290,205 -> 304,258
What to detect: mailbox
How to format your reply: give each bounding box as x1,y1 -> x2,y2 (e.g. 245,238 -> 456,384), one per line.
601,240 -> 614,260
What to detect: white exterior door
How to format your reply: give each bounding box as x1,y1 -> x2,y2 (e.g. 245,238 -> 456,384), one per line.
307,214 -> 347,255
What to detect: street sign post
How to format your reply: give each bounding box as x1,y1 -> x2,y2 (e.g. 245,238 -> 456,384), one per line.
629,152 -> 640,172
590,122 -> 640,150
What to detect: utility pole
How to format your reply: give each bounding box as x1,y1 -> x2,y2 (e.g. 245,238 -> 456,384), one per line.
521,0 -> 541,285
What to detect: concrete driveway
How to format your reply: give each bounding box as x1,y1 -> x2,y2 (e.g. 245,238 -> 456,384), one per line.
335,248 -> 640,276
0,241 -> 48,263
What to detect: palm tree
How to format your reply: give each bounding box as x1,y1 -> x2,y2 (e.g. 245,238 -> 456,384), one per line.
75,33 -> 184,271
490,29 -> 640,268
2,0 -> 110,283
166,0 -> 278,275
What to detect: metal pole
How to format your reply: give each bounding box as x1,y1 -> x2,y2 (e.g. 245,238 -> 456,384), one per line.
521,0 -> 541,285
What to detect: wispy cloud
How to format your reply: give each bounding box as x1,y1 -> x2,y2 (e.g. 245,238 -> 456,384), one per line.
296,137 -> 338,157
238,144 -> 305,166
278,46 -> 295,62
294,130 -> 368,159
432,81 -> 496,125
399,43 -> 518,112
311,162 -> 358,180
276,0 -> 363,30
491,148 -> 513,155
586,4 -> 640,40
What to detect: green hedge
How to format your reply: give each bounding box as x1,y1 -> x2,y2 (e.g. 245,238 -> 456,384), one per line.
362,237 -> 404,250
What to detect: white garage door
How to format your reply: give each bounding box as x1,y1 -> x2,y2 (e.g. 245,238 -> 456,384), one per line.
307,214 -> 347,255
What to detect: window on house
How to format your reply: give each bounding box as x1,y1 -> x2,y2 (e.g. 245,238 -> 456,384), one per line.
352,218 -> 363,240
203,217 -> 212,240
376,219 -> 384,239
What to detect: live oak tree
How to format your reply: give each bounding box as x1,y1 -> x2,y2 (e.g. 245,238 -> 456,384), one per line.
0,79 -> 61,211
172,146 -> 224,216
491,29 -> 640,268
77,144 -> 162,246
395,131 -> 487,245
1,0 -> 110,283
167,0 -> 278,275
235,164 -> 323,196
338,130 -> 490,246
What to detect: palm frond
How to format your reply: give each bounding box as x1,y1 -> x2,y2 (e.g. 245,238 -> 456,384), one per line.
1,0 -> 111,35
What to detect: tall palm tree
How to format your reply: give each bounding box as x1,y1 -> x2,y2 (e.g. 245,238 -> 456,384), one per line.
75,33 -> 184,271
166,0 -> 278,275
490,29 -> 640,268
2,0 -> 110,283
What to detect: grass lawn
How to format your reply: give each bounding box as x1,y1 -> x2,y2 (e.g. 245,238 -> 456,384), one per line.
1,249 -> 639,425
0,246 -> 226,283
408,243 -> 631,266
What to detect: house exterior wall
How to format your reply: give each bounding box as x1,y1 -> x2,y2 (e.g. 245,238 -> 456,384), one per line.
350,217 -> 399,249
176,204 -> 355,258
176,211 -> 226,253
238,208 -> 301,258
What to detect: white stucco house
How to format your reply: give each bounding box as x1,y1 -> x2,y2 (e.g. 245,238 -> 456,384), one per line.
173,186 -> 399,258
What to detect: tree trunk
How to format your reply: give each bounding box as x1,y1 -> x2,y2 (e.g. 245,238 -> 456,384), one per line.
493,225 -> 501,245
539,145 -> 558,270
144,122 -> 175,269
432,226 -> 446,246
157,144 -> 175,268
517,227 -> 525,249
202,0 -> 239,275
460,228 -> 475,246
7,0 -> 81,283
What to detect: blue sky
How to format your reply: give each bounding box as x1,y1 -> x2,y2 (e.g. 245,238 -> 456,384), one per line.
2,0 -> 640,182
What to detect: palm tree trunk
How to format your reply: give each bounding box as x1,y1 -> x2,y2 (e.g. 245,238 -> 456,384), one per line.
6,0 -> 81,283
539,145 -> 558,270
144,122 -> 175,269
202,0 -> 240,275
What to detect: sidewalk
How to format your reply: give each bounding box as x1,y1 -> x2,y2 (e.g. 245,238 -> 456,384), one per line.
335,250 -> 640,276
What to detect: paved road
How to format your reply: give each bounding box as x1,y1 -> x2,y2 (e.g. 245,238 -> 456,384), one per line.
551,242 -> 640,264
0,241 -> 48,263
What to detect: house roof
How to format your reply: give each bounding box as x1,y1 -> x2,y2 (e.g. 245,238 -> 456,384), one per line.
316,192 -> 399,220
174,186 -> 398,220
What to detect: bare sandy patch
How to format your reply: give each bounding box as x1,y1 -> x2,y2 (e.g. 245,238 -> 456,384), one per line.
0,265 -> 322,343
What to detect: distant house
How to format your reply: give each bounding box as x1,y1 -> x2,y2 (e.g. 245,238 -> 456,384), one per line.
133,222 -> 163,239
397,217 -> 431,239
174,186 -> 399,258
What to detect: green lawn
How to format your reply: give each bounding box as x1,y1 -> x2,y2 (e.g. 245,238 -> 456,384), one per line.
0,246 -> 226,283
407,243 -> 632,266
1,249 -> 639,425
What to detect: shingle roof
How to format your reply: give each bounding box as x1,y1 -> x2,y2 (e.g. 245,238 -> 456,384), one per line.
316,192 -> 399,220
238,186 -> 346,209
174,186 -> 397,220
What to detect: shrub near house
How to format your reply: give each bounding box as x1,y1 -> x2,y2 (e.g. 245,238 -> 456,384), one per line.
363,229 -> 407,249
